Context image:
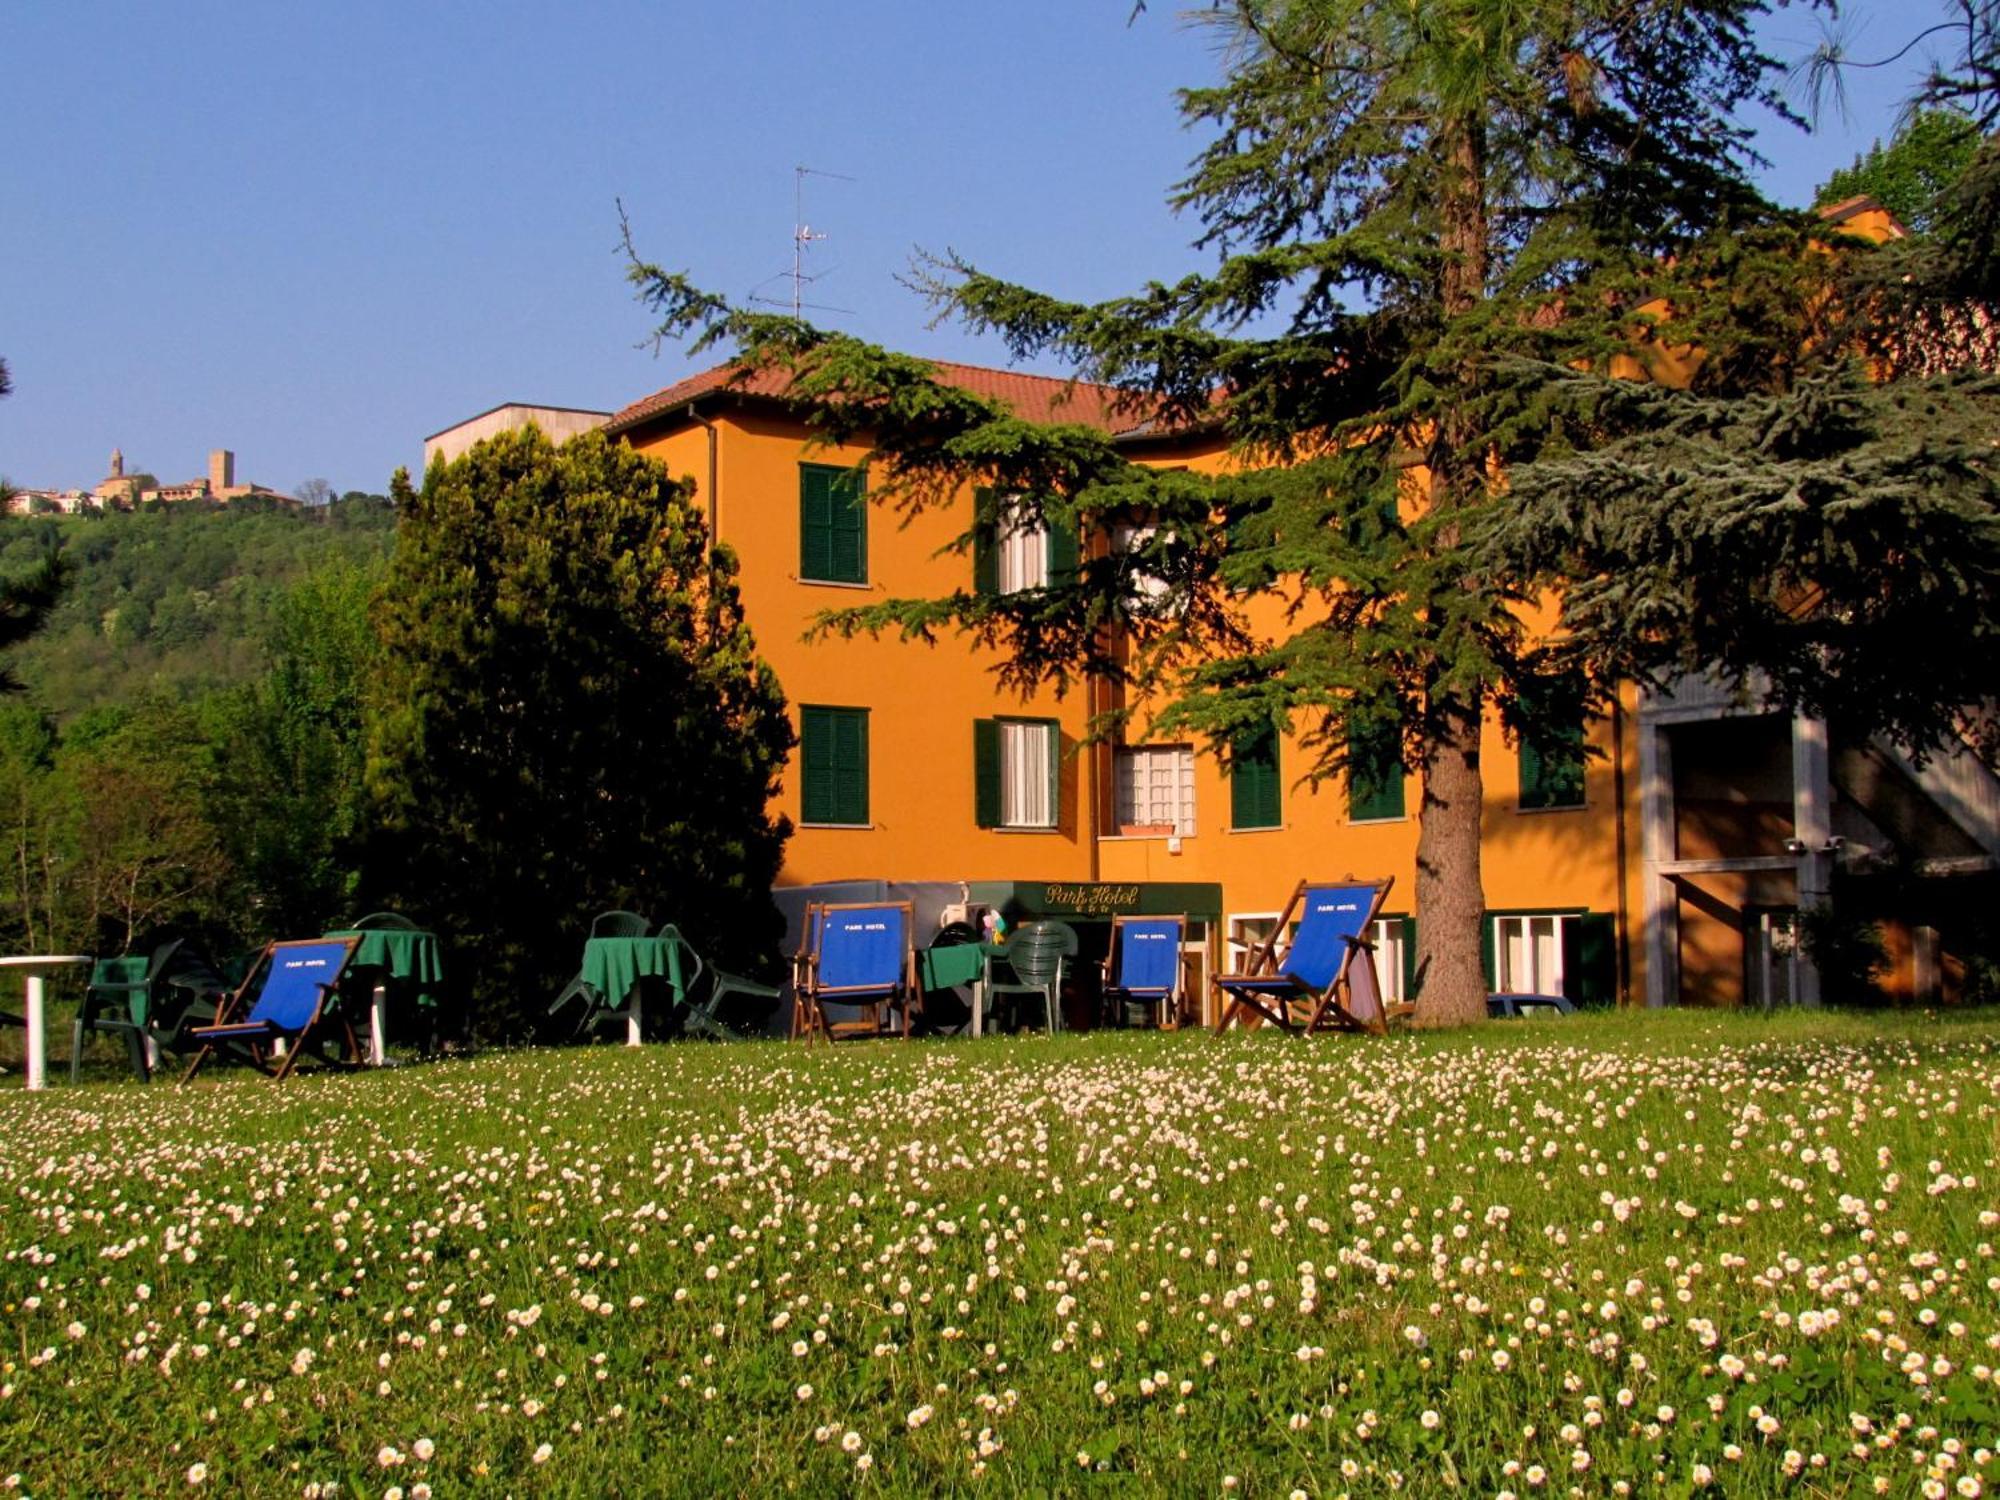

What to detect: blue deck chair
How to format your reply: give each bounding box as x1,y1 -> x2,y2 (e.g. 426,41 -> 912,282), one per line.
180,936 -> 363,1083
791,901 -> 918,1043
1100,915 -> 1187,1029
1214,878 -> 1393,1036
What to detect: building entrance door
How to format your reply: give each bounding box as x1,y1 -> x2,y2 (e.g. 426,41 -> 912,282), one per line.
1745,907 -> 1800,1011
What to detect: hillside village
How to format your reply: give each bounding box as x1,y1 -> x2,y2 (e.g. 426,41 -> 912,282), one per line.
5,445 -> 290,514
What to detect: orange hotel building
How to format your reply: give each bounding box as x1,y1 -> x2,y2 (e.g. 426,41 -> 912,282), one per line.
430,338 -> 1999,1018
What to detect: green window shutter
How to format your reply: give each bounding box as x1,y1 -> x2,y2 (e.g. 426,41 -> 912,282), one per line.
830,466 -> 865,583
1520,722 -> 1586,810
972,488 -> 999,597
800,707 -> 833,823
1563,912 -> 1617,1007
800,464 -> 865,583
1231,722 -> 1281,830
973,718 -> 1000,829
833,710 -> 868,825
1348,721 -> 1405,821
800,707 -> 868,825
799,465 -> 833,581
1046,516 -> 1079,586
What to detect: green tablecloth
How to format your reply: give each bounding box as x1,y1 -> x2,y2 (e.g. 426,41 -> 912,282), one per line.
580,932 -> 688,1010
324,928 -> 446,1008
917,943 -> 985,992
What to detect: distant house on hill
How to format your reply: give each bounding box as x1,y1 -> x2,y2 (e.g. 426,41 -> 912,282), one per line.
2,487 -> 93,516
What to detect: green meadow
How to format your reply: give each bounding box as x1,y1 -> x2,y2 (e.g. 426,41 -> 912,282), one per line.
2,1011 -> 1995,1497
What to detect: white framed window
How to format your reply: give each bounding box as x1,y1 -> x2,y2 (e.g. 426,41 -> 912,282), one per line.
1113,744 -> 1196,835
1493,913 -> 1566,996
1226,912 -> 1281,971
998,499 -> 1049,594
1112,522 -> 1172,609
1370,917 -> 1407,1005
1000,720 -> 1056,829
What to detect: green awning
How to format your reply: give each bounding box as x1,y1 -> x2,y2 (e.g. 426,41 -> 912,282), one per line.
970,880 -> 1223,923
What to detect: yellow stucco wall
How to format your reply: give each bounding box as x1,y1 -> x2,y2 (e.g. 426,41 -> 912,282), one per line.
629,409 -> 1094,889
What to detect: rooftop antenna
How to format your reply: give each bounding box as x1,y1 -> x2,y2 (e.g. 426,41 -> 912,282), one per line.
750,164 -> 857,319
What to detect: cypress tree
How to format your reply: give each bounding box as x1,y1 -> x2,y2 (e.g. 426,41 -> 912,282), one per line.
363,428 -> 793,1038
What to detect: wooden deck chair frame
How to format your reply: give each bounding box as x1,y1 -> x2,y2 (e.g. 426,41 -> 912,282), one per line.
180,935 -> 363,1083
1213,877 -> 1394,1036
1100,914 -> 1187,1030
790,901 -> 919,1044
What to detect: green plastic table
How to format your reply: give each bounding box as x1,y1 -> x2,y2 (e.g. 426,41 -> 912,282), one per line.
579,931 -> 689,1046
323,927 -> 446,1064
916,941 -> 1013,1036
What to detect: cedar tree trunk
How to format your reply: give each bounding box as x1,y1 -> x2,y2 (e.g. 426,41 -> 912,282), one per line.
1413,112 -> 1492,1028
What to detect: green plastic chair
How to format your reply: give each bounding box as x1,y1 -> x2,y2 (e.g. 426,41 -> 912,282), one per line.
983,921 -> 1078,1036
590,911 -> 651,939
669,930 -> 784,1041
70,940 -> 232,1083
71,944 -> 177,1082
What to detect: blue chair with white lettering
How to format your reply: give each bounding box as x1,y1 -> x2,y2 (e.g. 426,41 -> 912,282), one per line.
1101,915 -> 1187,1029
1213,878 -> 1393,1036
790,902 -> 919,1043
180,936 -> 364,1082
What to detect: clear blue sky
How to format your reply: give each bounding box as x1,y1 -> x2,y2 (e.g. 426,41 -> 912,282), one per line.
1,1 -> 1940,497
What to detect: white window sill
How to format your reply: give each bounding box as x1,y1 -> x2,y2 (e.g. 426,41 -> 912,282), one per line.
1515,802 -> 1587,815
990,825 -> 1060,834
1348,815 -> 1407,826
798,821 -> 873,830
1099,832 -> 1193,842
793,576 -> 873,589
1226,824 -> 1284,835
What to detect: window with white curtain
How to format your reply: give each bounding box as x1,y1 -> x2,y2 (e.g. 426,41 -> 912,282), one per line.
1370,917 -> 1407,1005
1493,913 -> 1566,996
1112,522 -> 1171,609
1000,720 -> 1055,828
997,500 -> 1049,594
1113,744 -> 1196,834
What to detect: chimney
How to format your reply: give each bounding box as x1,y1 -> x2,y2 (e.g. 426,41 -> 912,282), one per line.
209,449 -> 235,494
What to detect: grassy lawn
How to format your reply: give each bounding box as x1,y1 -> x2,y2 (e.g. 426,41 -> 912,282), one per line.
1,1011 -> 1996,1497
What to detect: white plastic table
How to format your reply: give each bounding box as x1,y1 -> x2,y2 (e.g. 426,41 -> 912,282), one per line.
1,955 -> 92,1091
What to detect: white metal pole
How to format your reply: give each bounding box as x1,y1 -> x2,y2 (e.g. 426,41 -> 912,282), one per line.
24,974 -> 46,1091
370,984 -> 388,1066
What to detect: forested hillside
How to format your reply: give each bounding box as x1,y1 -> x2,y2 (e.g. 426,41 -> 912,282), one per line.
0,497 -> 395,965
0,496 -> 394,716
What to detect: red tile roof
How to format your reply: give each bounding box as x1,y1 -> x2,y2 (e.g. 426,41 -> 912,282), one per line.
604,358 -> 1152,437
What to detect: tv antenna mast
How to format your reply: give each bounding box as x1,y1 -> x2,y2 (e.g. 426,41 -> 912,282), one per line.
751,164 -> 856,319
